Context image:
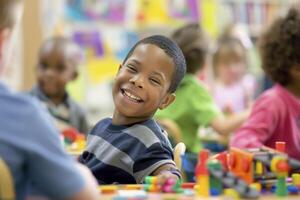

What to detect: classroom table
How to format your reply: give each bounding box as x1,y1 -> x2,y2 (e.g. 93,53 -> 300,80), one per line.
100,194 -> 300,200
98,184 -> 300,200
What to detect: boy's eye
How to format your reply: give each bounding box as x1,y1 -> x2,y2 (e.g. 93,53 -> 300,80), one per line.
39,63 -> 48,70
150,78 -> 161,85
127,65 -> 137,73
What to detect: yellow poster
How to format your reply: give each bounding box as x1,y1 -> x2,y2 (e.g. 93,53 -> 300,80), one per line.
201,0 -> 218,38
137,0 -> 170,26
86,54 -> 119,84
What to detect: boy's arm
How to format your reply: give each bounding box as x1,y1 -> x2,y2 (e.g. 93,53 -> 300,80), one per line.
133,141 -> 180,184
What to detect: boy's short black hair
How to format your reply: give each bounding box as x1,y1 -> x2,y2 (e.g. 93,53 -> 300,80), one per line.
39,36 -> 83,70
259,4 -> 300,86
122,35 -> 186,93
171,23 -> 208,74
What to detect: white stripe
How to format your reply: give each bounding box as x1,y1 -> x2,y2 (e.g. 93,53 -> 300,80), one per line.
124,125 -> 160,148
85,134 -> 134,175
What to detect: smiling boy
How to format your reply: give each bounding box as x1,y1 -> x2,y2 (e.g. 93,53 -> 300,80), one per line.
79,35 -> 186,184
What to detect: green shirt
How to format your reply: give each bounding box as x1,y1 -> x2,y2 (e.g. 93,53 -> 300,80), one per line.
155,74 -> 221,153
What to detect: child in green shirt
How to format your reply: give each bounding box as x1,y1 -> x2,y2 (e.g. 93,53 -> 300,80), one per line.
156,23 -> 249,153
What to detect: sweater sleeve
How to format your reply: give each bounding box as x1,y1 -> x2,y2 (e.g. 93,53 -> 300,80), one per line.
230,93 -> 280,148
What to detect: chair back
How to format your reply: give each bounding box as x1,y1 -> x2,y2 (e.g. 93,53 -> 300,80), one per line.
157,118 -> 182,147
0,158 -> 15,200
173,142 -> 186,172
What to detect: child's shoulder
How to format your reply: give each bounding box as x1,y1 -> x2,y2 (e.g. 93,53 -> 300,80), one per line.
181,75 -> 211,97
133,119 -> 171,147
1,86 -> 45,116
90,118 -> 112,134
259,85 -> 284,101
253,85 -> 289,110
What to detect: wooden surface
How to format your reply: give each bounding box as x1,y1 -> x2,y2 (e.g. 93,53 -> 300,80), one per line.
100,193 -> 300,200
98,185 -> 300,200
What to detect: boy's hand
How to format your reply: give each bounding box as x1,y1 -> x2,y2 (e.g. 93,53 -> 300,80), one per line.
151,164 -> 180,186
156,170 -> 179,186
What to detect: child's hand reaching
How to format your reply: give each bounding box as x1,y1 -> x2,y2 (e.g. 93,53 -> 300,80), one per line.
152,163 -> 180,183
156,170 -> 179,186
145,164 -> 182,193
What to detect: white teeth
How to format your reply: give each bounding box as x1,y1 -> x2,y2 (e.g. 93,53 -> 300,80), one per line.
123,90 -> 142,101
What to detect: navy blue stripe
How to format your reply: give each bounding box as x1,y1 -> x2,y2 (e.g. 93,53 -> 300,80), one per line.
90,118 -> 173,162
89,118 -> 111,136
101,132 -> 148,160
80,152 -> 136,184
133,143 -> 172,172
82,118 -> 175,183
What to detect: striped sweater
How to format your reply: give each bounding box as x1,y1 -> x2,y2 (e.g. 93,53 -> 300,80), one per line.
79,118 -> 180,184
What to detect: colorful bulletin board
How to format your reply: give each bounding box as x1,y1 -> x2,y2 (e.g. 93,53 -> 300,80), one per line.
41,0 -> 292,121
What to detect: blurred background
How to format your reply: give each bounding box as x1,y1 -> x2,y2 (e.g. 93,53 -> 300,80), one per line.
3,0 -> 297,126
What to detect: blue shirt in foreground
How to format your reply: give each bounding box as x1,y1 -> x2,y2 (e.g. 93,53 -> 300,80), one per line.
79,118 -> 180,184
0,83 -> 85,200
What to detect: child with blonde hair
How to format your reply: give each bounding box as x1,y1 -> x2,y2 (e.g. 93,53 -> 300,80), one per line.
212,37 -> 255,114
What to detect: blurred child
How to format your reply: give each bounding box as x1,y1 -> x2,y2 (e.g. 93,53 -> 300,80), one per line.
155,23 -> 249,153
212,37 -> 255,114
0,0 -> 98,199
230,4 -> 300,160
79,35 -> 186,184
30,36 -> 89,135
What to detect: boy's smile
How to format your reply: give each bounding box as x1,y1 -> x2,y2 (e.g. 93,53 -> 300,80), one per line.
121,88 -> 144,103
112,43 -> 176,125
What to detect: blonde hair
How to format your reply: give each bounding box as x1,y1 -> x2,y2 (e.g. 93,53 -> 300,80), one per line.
213,38 -> 246,76
0,0 -> 21,29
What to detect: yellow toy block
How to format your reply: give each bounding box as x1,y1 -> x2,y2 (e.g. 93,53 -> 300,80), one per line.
250,183 -> 262,192
195,175 -> 209,196
255,161 -> 263,175
224,188 -> 240,200
99,185 -> 118,194
292,173 -> 300,186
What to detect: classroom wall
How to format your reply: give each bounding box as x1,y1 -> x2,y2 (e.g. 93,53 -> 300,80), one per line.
22,0 -> 42,91
5,0 -> 296,125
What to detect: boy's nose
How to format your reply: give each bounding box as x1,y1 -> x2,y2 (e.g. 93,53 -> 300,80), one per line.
130,75 -> 144,89
42,69 -> 56,78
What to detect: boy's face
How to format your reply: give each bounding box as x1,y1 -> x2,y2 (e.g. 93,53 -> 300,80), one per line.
112,43 -> 175,124
37,48 -> 76,99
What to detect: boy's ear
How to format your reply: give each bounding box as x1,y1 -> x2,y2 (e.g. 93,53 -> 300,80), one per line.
159,93 -> 176,110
